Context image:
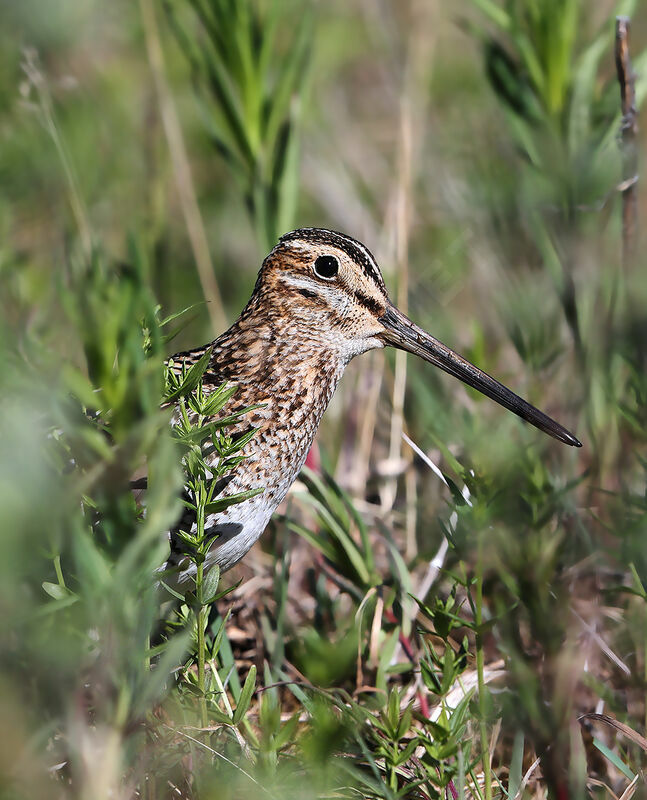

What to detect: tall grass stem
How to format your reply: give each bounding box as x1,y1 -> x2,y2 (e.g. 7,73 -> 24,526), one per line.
140,0 -> 227,334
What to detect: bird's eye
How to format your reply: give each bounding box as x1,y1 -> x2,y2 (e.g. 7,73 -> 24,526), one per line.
313,254 -> 339,280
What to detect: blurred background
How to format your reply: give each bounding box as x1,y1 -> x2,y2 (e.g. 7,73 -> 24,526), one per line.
1,1 -> 646,798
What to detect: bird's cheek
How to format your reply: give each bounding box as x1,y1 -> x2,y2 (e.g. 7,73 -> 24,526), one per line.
341,335 -> 385,362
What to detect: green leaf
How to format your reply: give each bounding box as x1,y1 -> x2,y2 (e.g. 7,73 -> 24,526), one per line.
203,486 -> 264,515
568,32 -> 608,153
173,409 -> 261,446
232,664 -> 257,724
508,731 -> 524,800
397,703 -> 413,740
159,580 -> 188,602
440,647 -> 456,695
200,384 -> 239,416
387,689 -> 401,734
210,609 -> 232,659
394,736 -> 419,767
201,564 -> 220,606
263,13 -> 311,148
213,619 -> 241,700
160,301 -> 207,329
449,691 -> 475,738
164,347 -> 213,403
135,629 -> 191,717
592,738 -> 635,781
208,706 -> 236,725
272,712 -> 300,751
42,581 -> 70,600
469,0 -> 511,30
421,718 -> 450,743
296,489 -> 371,587
200,33 -> 256,169
182,679 -> 204,697
33,594 -> 80,617
287,520 -> 338,564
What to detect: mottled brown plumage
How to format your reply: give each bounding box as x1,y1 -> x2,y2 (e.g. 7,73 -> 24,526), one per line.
166,228 -> 580,581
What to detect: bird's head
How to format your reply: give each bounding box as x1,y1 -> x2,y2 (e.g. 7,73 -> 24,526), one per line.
259,227 -> 581,447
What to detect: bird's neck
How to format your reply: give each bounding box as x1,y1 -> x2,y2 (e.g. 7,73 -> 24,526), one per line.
202,302 -> 345,503
211,302 -> 347,412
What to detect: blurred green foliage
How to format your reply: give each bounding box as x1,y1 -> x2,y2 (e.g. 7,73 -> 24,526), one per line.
165,0 -> 311,252
0,0 -> 646,798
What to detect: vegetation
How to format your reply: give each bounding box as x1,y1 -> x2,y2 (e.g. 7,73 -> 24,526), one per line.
0,1 -> 646,798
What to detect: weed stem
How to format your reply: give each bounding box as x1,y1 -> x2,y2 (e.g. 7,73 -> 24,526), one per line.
475,552 -> 492,800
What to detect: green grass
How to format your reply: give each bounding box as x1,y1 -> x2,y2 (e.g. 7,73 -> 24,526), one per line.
1,1 -> 646,798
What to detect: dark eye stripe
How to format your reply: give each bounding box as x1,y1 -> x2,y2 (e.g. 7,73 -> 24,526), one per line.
355,291 -> 383,315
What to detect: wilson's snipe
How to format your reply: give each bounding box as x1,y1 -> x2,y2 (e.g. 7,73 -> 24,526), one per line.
166,228 -> 580,581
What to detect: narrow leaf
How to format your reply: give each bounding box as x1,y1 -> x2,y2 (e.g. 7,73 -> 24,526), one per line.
164,347 -> 213,403
204,487 -> 264,514
592,738 -> 635,780
233,664 -> 257,724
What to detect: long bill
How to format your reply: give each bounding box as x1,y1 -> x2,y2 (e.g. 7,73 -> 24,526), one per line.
379,304 -> 581,447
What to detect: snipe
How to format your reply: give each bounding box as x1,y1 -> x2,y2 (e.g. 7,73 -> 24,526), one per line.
166,228 -> 580,581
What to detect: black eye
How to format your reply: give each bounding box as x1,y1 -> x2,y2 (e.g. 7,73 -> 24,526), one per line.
313,254 -> 339,279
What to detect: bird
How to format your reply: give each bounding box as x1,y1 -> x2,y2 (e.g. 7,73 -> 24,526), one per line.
164,227 -> 581,582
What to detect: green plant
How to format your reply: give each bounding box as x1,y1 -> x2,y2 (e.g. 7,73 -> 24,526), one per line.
469,0 -> 647,373
164,0 -> 312,253
161,359 -> 262,727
